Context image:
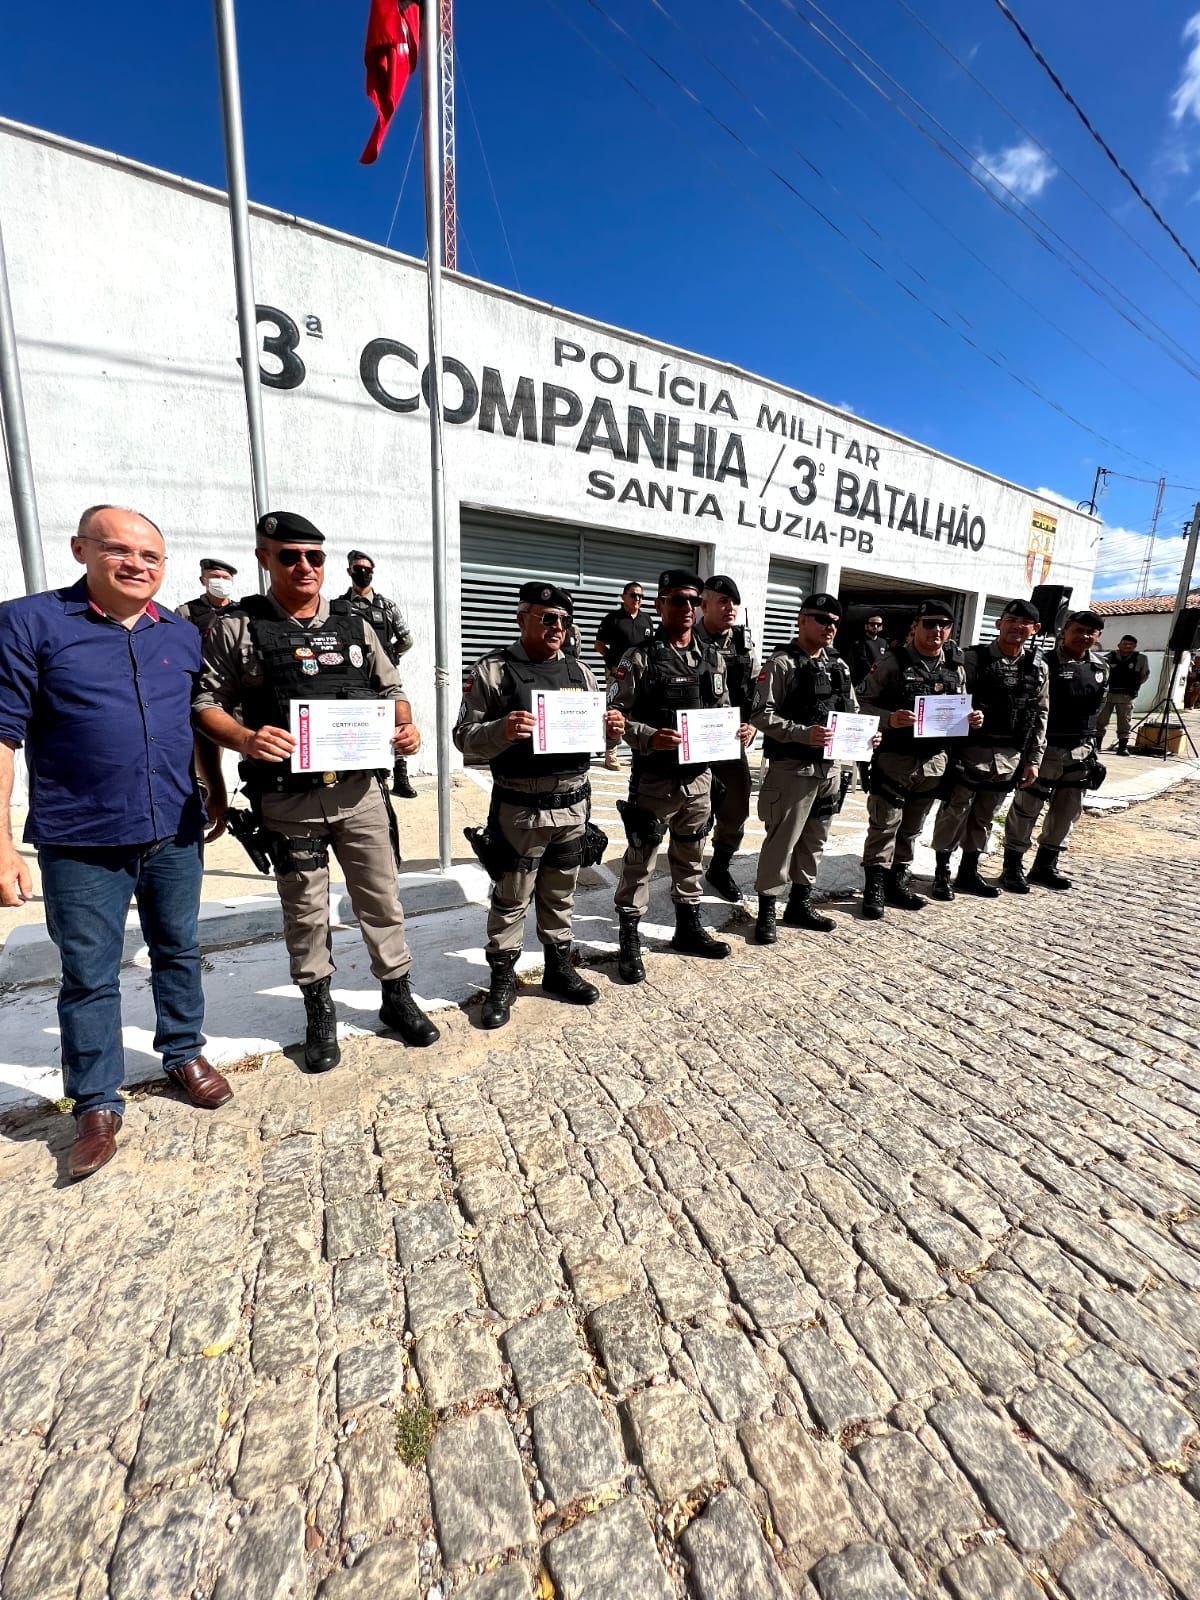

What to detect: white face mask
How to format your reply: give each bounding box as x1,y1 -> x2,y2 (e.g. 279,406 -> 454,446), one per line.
205,576 -> 234,600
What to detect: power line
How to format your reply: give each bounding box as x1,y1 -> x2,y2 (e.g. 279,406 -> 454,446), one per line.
457,50 -> 524,293
992,0 -> 1200,283
384,119 -> 422,251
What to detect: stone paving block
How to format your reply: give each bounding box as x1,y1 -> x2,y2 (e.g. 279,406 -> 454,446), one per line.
251,1287 -> 319,1376
911,1164 -> 1008,1240
417,1319 -> 502,1410
3,1451 -> 123,1600
213,1499 -> 306,1600
1104,1475 -> 1200,1600
380,1149 -> 442,1204
683,1325 -> 773,1424
564,1239 -> 640,1313
545,1496 -> 674,1600
626,1381 -> 718,1504
338,1413 -> 422,1540
451,1132 -> 507,1176
167,1272 -> 244,1355
234,1372 -> 319,1496
394,1200 -> 457,1265
51,1345 -> 149,1449
1108,1216 -> 1200,1289
929,1396 -> 1074,1554
973,1270 -> 1073,1353
643,1237 -> 724,1321
504,1307 -> 589,1404
739,1415 -> 856,1552
588,1293 -> 668,1393
901,1204 -> 991,1272
842,1144 -> 913,1209
405,1256 -> 476,1338
1067,1344 -> 1198,1463
812,1541 -> 916,1599
532,1382 -> 623,1504
855,1221 -> 944,1302
1080,1287 -> 1193,1377
613,1186 -> 672,1246
729,1159 -> 802,1222
477,1217 -> 559,1318
625,1100 -> 675,1147
129,1357 -> 228,1489
454,1570 -> 532,1600
535,1174 -> 599,1237
1037,1205 -> 1151,1291
587,1136 -> 642,1191
1059,1540 -> 1163,1600
652,1139 -> 707,1192
320,1141 -> 376,1200
427,1408 -> 536,1567
680,1488 -> 791,1600
333,1253 -> 392,1327
926,1299 -> 1033,1398
685,1186 -> 773,1258
336,1341 -> 403,1417
853,1431 -> 983,1555
109,1487 -> 211,1600
0,1337 -> 73,1434
325,1195 -> 385,1261
515,1130 -> 568,1183
943,1543 -> 1041,1600
317,1539 -> 420,1600
727,1250 -> 818,1331
459,1169 -> 526,1222
1010,1381 -> 1141,1491
781,1328 -> 880,1433
805,1163 -> 881,1229
844,1300 -> 945,1400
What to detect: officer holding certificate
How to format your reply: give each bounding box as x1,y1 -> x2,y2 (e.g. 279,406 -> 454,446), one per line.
858,596 -> 981,920
193,511 -> 440,1070
454,582 -> 625,1028
609,569 -> 737,982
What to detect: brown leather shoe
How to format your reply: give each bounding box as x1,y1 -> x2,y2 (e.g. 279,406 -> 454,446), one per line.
69,1110 -> 122,1179
167,1055 -> 234,1109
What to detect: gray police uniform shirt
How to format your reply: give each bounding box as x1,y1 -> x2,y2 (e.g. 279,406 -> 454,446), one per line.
963,641 -> 1049,771
608,635 -> 731,774
859,647 -> 967,779
694,619 -> 759,721
342,587 -> 413,660
751,645 -> 856,777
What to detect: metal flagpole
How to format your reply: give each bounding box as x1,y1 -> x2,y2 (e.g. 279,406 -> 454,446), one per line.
212,0 -> 270,593
0,214 -> 46,593
421,4 -> 454,871
1152,502 -> 1200,707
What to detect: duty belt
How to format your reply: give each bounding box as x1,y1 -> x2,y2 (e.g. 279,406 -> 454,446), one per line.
492,782 -> 591,811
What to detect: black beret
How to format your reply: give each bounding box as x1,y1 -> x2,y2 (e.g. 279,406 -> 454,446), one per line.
913,596 -> 955,621
347,549 -> 373,564
800,592 -> 842,618
519,580 -> 573,615
199,558 -> 238,575
658,568 -> 703,596
703,574 -> 742,603
1067,609 -> 1105,630
1002,598 -> 1041,623
257,511 -> 324,544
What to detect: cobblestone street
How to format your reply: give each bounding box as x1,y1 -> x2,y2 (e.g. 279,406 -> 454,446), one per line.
2,783 -> 1200,1600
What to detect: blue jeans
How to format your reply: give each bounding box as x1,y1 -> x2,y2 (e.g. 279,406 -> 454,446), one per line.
39,836 -> 206,1118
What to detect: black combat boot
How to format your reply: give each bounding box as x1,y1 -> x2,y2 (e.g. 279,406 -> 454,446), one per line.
391,757 -> 417,798
480,952 -> 519,1029
1029,845 -> 1072,890
670,903 -> 730,959
861,865 -> 886,920
930,851 -> 955,902
755,894 -> 778,945
1116,739 -> 1130,756
883,864 -> 927,910
783,884 -> 835,932
1000,848 -> 1030,894
956,850 -> 1001,899
300,977 -> 340,1072
704,848 -> 741,903
542,942 -> 599,1005
617,911 -> 645,985
380,975 -> 441,1045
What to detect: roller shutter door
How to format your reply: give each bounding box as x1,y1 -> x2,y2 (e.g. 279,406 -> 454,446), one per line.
763,557 -> 818,656
977,594 -> 1009,645
460,511 -> 700,679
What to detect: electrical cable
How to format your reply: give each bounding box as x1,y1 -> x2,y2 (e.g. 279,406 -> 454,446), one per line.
384,118 -> 422,251
457,50 -> 524,293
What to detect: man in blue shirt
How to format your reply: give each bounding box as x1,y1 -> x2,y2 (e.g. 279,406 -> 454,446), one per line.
0,505 -> 234,1179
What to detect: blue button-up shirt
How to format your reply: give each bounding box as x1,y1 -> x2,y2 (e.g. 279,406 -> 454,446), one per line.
0,578 -> 204,846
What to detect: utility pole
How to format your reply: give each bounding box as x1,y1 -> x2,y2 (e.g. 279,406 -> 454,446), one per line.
0,213 -> 45,593
1135,475 -> 1166,599
1079,466 -> 1108,516
1153,501 -> 1200,708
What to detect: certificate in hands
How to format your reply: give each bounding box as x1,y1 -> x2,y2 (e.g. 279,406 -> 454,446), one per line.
532,690 -> 607,755
678,706 -> 741,764
290,699 -> 394,773
827,710 -> 878,762
914,693 -> 972,739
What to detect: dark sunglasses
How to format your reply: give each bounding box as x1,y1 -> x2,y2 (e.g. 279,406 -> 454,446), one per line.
804,612 -> 839,626
917,617 -> 951,629
537,611 -> 570,627
663,594 -> 701,608
275,547 -> 326,568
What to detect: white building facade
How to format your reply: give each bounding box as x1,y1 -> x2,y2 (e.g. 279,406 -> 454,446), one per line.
0,119 -> 1100,769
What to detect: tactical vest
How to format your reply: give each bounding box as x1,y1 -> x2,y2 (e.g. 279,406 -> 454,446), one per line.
1107,652 -> 1143,695
345,589 -> 403,665
487,648 -> 592,781
700,623 -> 756,719
177,596 -> 228,635
631,635 -> 725,780
966,645 -> 1044,750
877,646 -> 962,755
1046,651 -> 1108,745
762,647 -> 853,764
235,596 -> 378,790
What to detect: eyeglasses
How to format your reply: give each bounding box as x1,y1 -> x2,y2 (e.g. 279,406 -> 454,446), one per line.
917,618 -> 952,631
805,612 -> 839,626
663,594 -> 701,608
76,535 -> 166,571
537,611 -> 570,627
626,591 -> 643,600
274,547 -> 326,568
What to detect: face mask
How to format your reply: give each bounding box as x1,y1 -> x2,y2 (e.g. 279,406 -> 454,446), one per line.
351,567 -> 373,588
205,577 -> 234,600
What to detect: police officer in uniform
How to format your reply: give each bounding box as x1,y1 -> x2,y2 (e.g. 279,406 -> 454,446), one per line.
176,558 -> 239,633
929,599 -> 1048,900
609,570 -> 733,981
1002,610 -> 1108,893
194,512 -> 439,1069
750,594 -> 872,943
453,582 -> 625,1028
859,597 -> 982,919
1095,633 -> 1150,755
694,575 -> 758,901
344,548 -> 418,797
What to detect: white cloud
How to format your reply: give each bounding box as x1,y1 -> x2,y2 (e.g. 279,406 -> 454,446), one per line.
1171,13 -> 1200,125
1092,523 -> 1188,599
1034,485 -> 1077,510
975,138 -> 1057,201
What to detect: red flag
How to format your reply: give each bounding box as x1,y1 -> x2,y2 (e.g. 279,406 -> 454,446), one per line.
360,0 -> 422,166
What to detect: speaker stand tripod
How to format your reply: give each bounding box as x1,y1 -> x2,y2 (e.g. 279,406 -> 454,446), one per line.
1130,656 -> 1198,763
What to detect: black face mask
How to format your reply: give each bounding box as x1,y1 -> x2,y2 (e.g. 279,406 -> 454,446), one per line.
351,567 -> 373,588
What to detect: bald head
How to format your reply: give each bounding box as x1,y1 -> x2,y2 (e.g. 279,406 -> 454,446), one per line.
71,504 -> 167,620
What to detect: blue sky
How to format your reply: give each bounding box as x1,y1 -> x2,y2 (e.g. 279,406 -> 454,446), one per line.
3,0 -> 1200,597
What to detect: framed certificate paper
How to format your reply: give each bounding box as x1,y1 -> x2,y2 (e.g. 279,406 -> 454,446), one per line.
290,699 -> 394,773
678,706 -> 741,764
532,690 -> 607,756
827,711 -> 878,762
914,693 -> 972,740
